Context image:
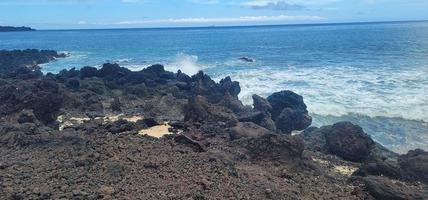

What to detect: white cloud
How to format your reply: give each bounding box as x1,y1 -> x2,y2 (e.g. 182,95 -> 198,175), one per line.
113,15 -> 326,25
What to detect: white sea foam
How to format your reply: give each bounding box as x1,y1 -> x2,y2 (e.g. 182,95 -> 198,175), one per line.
165,53 -> 202,75
214,64 -> 428,123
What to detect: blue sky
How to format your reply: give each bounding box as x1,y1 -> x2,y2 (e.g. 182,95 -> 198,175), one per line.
0,0 -> 427,29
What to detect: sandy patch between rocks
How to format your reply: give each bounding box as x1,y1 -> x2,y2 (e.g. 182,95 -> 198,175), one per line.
138,123 -> 172,138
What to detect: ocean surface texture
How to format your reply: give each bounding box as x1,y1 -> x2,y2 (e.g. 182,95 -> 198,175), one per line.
1,21 -> 427,153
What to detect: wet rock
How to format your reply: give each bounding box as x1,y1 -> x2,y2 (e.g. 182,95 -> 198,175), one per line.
267,91 -> 311,134
325,122 -> 375,162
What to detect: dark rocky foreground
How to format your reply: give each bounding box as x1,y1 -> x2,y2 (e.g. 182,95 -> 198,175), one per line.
0,50 -> 427,200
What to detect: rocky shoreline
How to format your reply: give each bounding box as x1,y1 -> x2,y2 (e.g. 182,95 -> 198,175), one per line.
0,26 -> 35,32
0,49 -> 427,199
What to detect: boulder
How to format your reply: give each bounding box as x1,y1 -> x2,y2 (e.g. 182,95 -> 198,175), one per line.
229,122 -> 272,140
300,126 -> 329,152
238,111 -> 276,132
325,122 -> 375,162
80,66 -> 98,79
267,91 -> 311,134
275,107 -> 312,134
399,149 -> 428,184
190,72 -> 241,104
362,176 -> 428,200
252,95 -> 272,113
354,160 -> 401,179
184,95 -> 238,128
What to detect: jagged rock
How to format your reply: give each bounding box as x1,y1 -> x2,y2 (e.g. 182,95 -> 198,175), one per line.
229,122 -> 272,140
267,91 -> 311,134
399,149 -> 428,184
219,93 -> 246,114
252,94 -> 272,113
184,95 -> 238,128
190,72 -> 241,104
275,107 -> 312,134
98,63 -> 129,80
325,122 -> 375,162
237,111 -> 276,131
219,76 -> 241,97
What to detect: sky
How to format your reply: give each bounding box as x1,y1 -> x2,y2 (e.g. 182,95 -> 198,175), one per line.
0,0 -> 427,29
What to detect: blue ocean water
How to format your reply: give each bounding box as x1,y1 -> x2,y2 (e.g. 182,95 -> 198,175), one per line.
1,21 -> 428,153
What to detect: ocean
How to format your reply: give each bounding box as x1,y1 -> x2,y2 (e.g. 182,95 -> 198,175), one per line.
1,21 -> 427,153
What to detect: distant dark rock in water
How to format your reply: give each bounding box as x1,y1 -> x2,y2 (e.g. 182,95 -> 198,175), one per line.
0,26 -> 35,32
0,49 -> 427,199
239,56 -> 255,62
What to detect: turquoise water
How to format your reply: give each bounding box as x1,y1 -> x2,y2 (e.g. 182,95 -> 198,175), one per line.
1,21 -> 428,153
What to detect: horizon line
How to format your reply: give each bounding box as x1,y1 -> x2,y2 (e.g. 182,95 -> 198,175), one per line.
35,19 -> 428,31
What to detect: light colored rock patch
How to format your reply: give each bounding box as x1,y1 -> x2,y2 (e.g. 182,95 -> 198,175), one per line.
57,115 -> 90,131
57,114 -> 144,131
312,157 -> 358,177
95,114 -> 143,123
312,158 -> 329,165
138,123 -> 172,138
334,165 -> 358,176
123,116 -> 144,123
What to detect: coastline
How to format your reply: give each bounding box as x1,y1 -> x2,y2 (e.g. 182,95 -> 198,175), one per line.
0,49 -> 427,199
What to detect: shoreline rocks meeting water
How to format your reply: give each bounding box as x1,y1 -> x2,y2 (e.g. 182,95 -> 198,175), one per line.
0,26 -> 35,32
0,49 -> 427,199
